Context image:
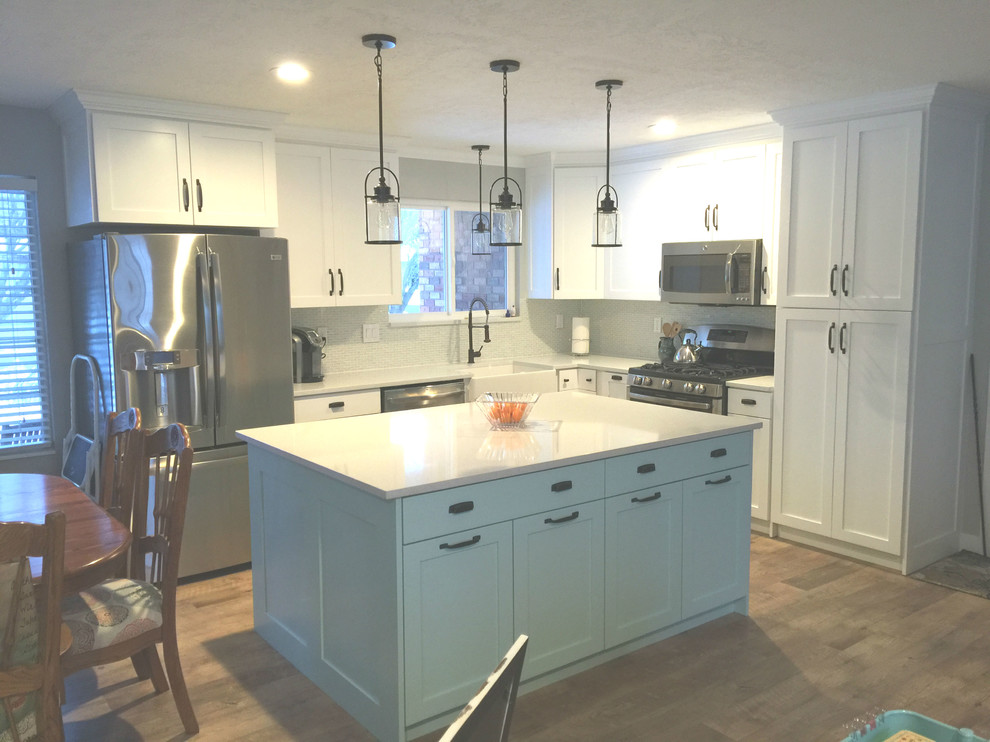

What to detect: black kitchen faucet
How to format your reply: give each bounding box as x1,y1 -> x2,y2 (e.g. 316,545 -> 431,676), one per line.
467,297 -> 491,364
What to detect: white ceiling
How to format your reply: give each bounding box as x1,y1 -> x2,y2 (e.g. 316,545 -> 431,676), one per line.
3,0 -> 990,156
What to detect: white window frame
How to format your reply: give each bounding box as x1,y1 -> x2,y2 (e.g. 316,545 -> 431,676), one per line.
388,199 -> 517,327
0,176 -> 53,454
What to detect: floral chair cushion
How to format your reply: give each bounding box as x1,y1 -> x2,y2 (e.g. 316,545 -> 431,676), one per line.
0,558 -> 40,742
62,578 -> 163,655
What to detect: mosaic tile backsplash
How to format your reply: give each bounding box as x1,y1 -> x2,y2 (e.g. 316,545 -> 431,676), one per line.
291,298 -> 775,375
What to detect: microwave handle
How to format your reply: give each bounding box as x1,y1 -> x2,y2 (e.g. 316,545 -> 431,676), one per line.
725,254 -> 733,294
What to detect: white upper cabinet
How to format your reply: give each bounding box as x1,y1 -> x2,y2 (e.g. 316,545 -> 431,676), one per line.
80,111 -> 277,227
274,142 -> 401,308
604,159 -> 665,300
552,167 -> 605,299
663,144 -> 767,243
777,111 -> 922,310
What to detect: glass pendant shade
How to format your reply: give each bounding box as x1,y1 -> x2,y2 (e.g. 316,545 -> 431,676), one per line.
593,185 -> 622,247
593,79 -> 622,248
471,144 -> 492,255
362,33 -> 401,245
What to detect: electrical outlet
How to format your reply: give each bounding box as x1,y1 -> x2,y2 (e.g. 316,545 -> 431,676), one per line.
555,314 -> 564,329
653,317 -> 664,333
317,326 -> 328,342
362,323 -> 381,343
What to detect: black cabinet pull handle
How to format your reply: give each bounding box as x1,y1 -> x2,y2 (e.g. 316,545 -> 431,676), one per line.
704,204 -> 710,231
611,374 -> 622,381
448,501 -> 475,514
555,267 -> 560,291
544,511 -> 579,525
705,475 -> 732,486
328,401 -> 345,410
338,268 -> 344,295
827,322 -> 836,353
839,322 -> 848,354
741,399 -> 757,406
658,269 -> 662,291
440,534 -> 481,550
841,264 -> 850,296
182,178 -> 190,211
631,491 -> 662,503
195,178 -> 203,212
328,268 -> 335,295
712,203 -> 718,231
636,463 -> 656,474
550,480 -> 572,493
762,266 -> 768,294
710,448 -> 727,458
829,264 -> 838,296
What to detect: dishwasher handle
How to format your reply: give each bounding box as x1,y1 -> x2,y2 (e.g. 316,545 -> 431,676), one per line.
380,380 -> 467,412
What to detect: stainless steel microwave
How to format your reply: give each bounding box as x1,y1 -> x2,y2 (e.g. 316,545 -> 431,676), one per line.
660,239 -> 763,306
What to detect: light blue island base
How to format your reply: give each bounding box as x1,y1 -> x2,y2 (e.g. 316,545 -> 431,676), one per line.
240,394 -> 756,742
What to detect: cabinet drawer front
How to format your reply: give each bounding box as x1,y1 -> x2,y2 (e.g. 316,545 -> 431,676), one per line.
293,389 -> 380,422
727,388 -> 773,418
402,461 -> 605,544
605,434 -> 752,495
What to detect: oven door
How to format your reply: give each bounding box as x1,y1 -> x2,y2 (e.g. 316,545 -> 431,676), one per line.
628,387 -> 720,414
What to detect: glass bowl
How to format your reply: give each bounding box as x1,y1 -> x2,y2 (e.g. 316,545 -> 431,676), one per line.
475,392 -> 540,430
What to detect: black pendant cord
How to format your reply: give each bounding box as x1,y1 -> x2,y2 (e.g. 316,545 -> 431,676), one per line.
501,67 -> 510,197
604,84 -> 612,194
375,41 -> 386,185
478,148 -> 485,218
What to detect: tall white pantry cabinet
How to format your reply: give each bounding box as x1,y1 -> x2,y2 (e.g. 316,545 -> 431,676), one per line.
771,84 -> 990,573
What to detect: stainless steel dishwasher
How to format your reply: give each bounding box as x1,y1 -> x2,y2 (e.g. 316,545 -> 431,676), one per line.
380,379 -> 466,412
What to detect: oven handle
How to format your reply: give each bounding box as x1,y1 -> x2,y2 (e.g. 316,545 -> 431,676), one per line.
628,391 -> 714,412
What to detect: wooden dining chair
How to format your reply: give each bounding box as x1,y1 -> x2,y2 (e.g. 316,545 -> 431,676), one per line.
61,423 -> 198,735
438,635 -> 528,742
97,407 -> 142,527
0,511 -> 67,742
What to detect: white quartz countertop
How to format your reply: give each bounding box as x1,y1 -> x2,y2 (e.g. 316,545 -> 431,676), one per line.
238,391 -> 760,499
726,375 -> 775,391
292,354 -> 651,397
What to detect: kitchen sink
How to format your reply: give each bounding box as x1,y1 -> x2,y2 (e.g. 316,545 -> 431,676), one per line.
467,368 -> 557,399
466,361 -> 548,377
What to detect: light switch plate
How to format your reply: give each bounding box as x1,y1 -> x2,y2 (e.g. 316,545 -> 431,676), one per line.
362,324 -> 381,343
653,317 -> 664,333
555,314 -> 564,329
317,326 -> 328,342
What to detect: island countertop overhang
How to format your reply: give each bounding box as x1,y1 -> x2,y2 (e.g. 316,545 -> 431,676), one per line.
236,392 -> 760,500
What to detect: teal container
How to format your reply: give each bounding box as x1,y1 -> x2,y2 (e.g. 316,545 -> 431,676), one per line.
841,710 -> 986,742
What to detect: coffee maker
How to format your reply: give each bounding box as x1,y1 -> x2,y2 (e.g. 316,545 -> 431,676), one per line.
291,327 -> 325,383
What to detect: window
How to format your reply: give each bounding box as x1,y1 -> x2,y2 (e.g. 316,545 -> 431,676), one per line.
0,177 -> 51,451
389,201 -> 515,321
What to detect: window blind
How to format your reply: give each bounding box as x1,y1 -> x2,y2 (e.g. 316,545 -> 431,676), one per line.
0,177 -> 51,450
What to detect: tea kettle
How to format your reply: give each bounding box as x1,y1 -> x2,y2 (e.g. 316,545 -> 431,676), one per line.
673,329 -> 702,364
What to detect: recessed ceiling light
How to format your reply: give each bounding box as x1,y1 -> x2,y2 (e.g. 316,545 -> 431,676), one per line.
650,119 -> 677,137
273,62 -> 310,84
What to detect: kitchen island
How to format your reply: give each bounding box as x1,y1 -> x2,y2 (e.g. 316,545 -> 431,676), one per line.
238,392 -> 759,742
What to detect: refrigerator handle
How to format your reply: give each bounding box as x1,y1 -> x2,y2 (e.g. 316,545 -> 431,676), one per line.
210,251 -> 227,429
197,252 -> 216,427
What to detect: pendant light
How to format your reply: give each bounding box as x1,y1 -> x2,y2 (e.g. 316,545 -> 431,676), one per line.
593,79 -> 622,247
489,60 -> 523,247
362,33 -> 401,245
471,145 -> 492,255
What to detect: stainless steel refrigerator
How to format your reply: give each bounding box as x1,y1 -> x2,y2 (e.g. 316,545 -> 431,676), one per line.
68,233 -> 293,577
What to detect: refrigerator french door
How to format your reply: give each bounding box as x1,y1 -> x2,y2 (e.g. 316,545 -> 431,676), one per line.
69,233 -> 294,577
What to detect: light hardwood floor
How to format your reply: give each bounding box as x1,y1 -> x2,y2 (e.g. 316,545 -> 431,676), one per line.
61,535 -> 990,741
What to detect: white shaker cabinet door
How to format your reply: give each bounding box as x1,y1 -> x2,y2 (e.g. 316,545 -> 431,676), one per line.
605,159 -> 665,300
329,147 -> 402,306
711,144 -> 766,240
188,122 -> 278,227
552,167 -> 605,299
831,310 -> 910,554
777,123 -> 847,309
274,143 -> 334,307
771,308 -> 839,535
839,112 -> 922,312
91,112 -> 194,225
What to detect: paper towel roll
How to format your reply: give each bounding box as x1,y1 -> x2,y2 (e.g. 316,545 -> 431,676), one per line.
571,317 -> 590,355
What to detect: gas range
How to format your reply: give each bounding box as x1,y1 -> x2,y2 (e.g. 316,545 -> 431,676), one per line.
627,325 -> 774,414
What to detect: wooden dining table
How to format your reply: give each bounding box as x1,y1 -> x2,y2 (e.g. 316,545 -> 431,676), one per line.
0,472 -> 132,593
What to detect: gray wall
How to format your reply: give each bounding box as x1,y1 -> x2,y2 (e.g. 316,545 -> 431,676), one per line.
0,105 -> 72,475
